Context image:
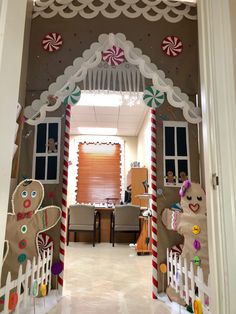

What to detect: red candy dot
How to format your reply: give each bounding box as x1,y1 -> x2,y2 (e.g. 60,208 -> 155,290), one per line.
18,239 -> 27,249
8,292 -> 18,310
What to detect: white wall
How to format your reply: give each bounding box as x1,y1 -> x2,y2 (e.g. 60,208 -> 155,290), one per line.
198,1 -> 236,312
0,0 -> 31,280
230,0 -> 236,90
67,134 -> 137,205
137,111 -> 151,186
122,136 -> 138,178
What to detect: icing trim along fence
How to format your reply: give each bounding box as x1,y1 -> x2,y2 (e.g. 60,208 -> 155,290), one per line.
167,248 -> 211,313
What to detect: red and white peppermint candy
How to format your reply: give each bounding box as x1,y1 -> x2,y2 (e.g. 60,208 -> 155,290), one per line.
37,233 -> 53,257
161,36 -> 183,57
171,243 -> 183,256
42,32 -> 63,52
102,45 -> 125,66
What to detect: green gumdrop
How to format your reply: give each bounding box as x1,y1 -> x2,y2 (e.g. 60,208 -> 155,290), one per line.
186,304 -> 193,313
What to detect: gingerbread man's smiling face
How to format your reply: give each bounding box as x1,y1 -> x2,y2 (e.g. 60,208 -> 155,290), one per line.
180,182 -> 206,215
12,180 -> 44,214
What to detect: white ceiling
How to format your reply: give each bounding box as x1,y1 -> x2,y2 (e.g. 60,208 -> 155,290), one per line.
70,94 -> 148,136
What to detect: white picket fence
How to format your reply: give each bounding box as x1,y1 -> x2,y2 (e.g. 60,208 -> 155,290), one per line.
0,249 -> 53,313
167,248 -> 211,314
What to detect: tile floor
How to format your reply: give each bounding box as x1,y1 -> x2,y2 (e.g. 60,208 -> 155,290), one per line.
48,243 -> 187,314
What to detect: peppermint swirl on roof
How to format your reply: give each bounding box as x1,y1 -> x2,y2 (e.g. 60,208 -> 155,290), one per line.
42,32 -> 63,52
161,36 -> 183,57
102,45 -> 125,66
143,86 -> 165,109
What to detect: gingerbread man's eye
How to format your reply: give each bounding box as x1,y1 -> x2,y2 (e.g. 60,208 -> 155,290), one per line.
21,191 -> 28,198
31,191 -> 37,198
187,196 -> 192,201
197,196 -> 202,201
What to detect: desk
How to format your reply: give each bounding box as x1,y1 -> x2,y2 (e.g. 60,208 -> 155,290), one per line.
105,198 -> 119,207
95,206 -> 113,242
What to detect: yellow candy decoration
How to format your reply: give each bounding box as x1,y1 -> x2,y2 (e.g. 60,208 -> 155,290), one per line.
160,263 -> 167,273
194,298 -> 203,314
192,225 -> 201,235
41,284 -> 47,297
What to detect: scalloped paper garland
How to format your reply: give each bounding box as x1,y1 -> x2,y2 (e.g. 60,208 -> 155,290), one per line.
33,0 -> 197,23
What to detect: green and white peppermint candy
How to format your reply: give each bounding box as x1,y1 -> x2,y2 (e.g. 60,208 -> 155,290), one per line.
63,86 -> 81,106
143,86 -> 165,108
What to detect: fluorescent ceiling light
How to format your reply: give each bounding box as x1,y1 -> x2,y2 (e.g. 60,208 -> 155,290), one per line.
78,127 -> 118,135
77,90 -> 143,107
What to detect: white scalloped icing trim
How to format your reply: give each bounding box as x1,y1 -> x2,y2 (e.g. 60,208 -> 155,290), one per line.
32,0 -> 197,22
24,33 -> 201,125
68,136 -> 125,205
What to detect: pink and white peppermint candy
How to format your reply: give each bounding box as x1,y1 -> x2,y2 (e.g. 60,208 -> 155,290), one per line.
161,36 -> 183,57
102,45 -> 125,66
37,233 -> 53,257
42,32 -> 63,52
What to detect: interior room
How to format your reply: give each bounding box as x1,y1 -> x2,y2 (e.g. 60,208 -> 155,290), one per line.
2,1 -> 236,314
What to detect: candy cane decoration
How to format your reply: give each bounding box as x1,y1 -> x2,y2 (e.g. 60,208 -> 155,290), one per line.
58,104 -> 71,288
151,108 -> 158,299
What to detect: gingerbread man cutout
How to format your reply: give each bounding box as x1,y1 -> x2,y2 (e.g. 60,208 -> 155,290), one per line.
166,171 -> 176,185
47,138 -> 58,153
162,181 -> 209,302
2,179 -> 61,285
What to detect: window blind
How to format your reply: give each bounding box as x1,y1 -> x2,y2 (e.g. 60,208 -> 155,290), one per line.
76,143 -> 121,204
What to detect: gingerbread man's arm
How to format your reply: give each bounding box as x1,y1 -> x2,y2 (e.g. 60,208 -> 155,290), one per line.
32,206 -> 61,232
5,214 -> 16,240
161,208 -> 181,231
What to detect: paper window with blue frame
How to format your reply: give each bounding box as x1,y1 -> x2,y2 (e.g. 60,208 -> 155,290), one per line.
163,121 -> 190,187
33,118 -> 61,184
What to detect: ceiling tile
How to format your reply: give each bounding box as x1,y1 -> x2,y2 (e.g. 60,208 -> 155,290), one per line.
72,106 -> 94,115
71,114 -> 96,123
95,121 -> 117,128
96,115 -> 118,122
95,106 -> 119,115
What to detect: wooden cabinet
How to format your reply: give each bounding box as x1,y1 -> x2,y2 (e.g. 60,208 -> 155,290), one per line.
127,167 -> 148,207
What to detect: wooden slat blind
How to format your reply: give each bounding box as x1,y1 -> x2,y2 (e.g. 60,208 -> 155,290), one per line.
76,143 -> 121,204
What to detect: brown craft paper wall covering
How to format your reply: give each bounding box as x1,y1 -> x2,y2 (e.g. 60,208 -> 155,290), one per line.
25,14 -> 198,105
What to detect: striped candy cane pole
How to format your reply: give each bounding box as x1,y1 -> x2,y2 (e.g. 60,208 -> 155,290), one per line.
151,108 -> 158,299
58,104 -> 71,288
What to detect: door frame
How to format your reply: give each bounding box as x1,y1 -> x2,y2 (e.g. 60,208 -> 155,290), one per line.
197,0 -> 236,313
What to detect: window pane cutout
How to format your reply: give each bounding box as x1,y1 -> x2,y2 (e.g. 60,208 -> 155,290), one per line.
36,123 -> 46,153
33,118 -> 61,184
163,121 -> 190,187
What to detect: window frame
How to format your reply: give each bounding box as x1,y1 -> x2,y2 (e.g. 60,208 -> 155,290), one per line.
32,117 -> 61,184
163,121 -> 190,187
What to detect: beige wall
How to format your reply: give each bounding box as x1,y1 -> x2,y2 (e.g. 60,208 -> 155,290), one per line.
122,136 -> 138,178
137,111 -> 151,186
230,0 -> 236,90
